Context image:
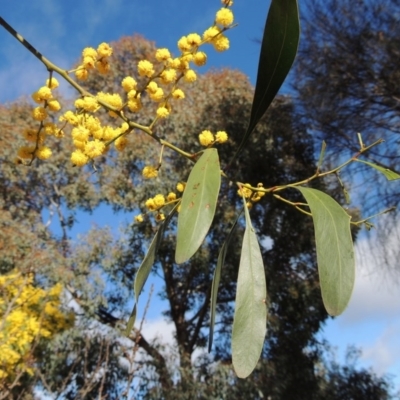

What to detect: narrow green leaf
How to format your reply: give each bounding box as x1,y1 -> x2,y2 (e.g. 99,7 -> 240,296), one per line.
208,211 -> 241,353
317,141 -> 327,170
343,188 -> 351,205
355,159 -> 400,181
335,172 -> 350,204
125,206 -> 177,335
232,0 -> 299,161
232,199 -> 267,379
175,148 -> 221,264
296,187 -> 355,316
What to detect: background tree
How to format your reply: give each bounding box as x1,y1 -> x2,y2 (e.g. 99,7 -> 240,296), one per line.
293,0 -> 400,274
0,31 -> 397,400
0,101 -> 132,398
75,33 -> 335,398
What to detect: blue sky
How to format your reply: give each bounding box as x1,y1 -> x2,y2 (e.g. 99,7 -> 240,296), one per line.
1,0 -> 399,393
0,0 -> 268,102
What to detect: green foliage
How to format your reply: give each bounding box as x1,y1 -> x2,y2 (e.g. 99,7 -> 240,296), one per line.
232,0 -> 300,161
293,0 -> 400,216
0,0 -> 398,397
126,204 -> 178,333
319,346 -> 396,400
176,148 -> 221,264
232,197 -> 267,378
296,187 -> 355,316
209,212 -> 240,352
356,159 -> 400,181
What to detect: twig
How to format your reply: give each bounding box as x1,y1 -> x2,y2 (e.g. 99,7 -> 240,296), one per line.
123,284 -> 154,399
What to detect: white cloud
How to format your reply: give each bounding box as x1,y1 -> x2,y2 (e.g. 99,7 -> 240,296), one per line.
141,318 -> 177,349
139,317 -> 210,369
361,324 -> 400,375
337,233 -> 400,326
325,232 -> 400,391
339,265 -> 400,326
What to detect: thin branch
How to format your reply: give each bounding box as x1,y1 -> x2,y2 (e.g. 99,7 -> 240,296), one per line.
123,285 -> 154,399
0,16 -> 195,162
188,284 -> 212,352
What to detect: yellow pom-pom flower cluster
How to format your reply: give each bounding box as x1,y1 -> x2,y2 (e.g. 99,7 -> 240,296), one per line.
57,89 -> 132,166
17,3 -> 235,169
113,3 -> 234,123
215,8 -> 234,27
202,5 -> 234,53
237,184 -> 253,199
237,182 -> 266,208
62,108 -> 129,166
17,77 -> 63,163
142,165 -> 159,179
143,193 -> 167,222
75,43 -> 113,80
176,182 -> 186,193
198,130 -> 229,147
135,188 -> 181,223
0,271 -> 73,381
